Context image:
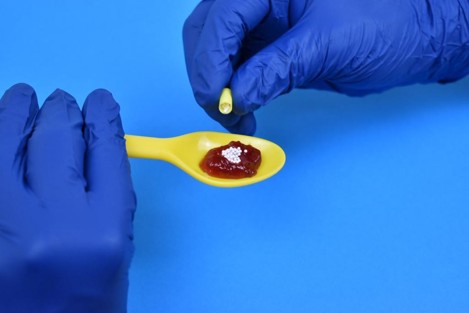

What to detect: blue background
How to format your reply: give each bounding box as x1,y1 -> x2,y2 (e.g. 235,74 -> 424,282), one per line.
1,1 -> 469,312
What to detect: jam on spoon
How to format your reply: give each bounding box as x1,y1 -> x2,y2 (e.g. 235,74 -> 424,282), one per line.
200,141 -> 262,179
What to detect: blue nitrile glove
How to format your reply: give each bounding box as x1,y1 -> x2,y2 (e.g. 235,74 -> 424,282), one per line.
0,84 -> 136,313
183,0 -> 469,135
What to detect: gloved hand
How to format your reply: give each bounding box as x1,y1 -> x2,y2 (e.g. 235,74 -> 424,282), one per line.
0,84 -> 136,313
183,0 -> 469,135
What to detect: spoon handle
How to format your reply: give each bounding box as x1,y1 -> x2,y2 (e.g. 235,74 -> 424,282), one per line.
125,135 -> 173,161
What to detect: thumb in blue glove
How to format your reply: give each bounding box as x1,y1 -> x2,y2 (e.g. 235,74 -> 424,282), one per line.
0,84 -> 136,313
183,0 -> 469,135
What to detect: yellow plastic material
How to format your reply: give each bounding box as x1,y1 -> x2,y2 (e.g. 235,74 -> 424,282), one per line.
218,88 -> 232,114
125,132 -> 286,188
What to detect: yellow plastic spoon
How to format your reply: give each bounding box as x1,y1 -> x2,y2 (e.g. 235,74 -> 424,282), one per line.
125,132 -> 286,188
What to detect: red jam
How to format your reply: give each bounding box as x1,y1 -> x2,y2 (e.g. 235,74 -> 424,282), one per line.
200,141 -> 262,179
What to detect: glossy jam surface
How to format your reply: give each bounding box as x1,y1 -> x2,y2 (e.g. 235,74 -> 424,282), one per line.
200,141 -> 262,179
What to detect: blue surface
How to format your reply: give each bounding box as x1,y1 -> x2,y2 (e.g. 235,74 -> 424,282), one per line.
1,1 -> 469,312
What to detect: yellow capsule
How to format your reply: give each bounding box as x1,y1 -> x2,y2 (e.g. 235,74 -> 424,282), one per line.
219,88 -> 233,114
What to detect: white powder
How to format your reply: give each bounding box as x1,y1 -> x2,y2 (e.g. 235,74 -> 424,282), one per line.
221,146 -> 242,164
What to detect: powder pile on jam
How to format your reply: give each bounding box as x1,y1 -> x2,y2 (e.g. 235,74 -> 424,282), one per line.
200,141 -> 262,179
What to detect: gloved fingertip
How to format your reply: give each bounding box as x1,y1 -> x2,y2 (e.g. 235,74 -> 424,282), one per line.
83,89 -> 119,118
224,112 -> 256,135
4,83 -> 35,97
83,89 -> 117,114
0,83 -> 39,123
39,89 -> 81,127
1,83 -> 37,106
204,106 -> 242,127
83,89 -> 124,141
46,88 -> 75,102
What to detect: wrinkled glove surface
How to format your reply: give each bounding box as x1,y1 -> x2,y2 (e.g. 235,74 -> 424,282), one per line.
0,84 -> 136,313
184,0 -> 469,134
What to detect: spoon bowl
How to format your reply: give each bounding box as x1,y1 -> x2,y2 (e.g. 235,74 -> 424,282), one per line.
125,132 -> 286,187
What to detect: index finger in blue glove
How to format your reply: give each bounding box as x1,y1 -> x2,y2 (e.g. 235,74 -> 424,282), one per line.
82,89 -> 136,215
230,24 -> 317,115
231,16 -> 348,115
0,84 -> 38,184
26,89 -> 86,201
